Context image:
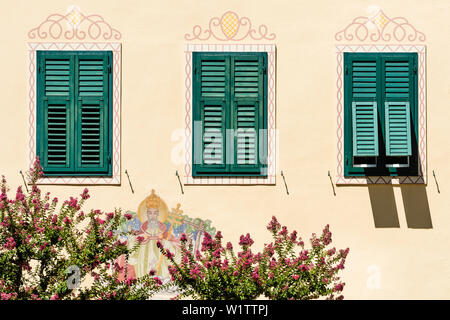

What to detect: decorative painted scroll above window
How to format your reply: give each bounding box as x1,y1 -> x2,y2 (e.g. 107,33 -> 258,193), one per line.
28,5 -> 122,41
185,11 -> 276,41
335,8 -> 425,42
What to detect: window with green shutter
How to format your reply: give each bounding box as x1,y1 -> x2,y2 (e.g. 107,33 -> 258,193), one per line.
192,52 -> 267,177
344,52 -> 418,177
36,51 -> 112,176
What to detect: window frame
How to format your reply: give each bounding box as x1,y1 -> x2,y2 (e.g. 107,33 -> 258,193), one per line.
191,51 -> 268,178
343,52 -> 419,178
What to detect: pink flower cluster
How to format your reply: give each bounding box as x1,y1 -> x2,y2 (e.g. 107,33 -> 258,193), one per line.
3,237 -> 16,250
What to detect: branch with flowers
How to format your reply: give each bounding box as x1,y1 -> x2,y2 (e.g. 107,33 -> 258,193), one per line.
159,217 -> 349,300
0,158 -> 165,300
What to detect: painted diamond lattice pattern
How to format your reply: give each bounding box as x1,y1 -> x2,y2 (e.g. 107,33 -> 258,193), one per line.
221,12 -> 239,38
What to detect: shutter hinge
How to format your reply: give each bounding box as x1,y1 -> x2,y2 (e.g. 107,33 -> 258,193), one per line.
261,67 -> 267,75
108,65 -> 112,74
194,66 -> 197,75
38,65 -> 42,74
345,65 -> 349,75
108,154 -> 112,163
413,66 -> 417,75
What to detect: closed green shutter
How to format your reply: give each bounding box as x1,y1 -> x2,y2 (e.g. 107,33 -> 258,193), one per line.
37,51 -> 112,176
192,52 -> 267,177
75,54 -> 110,173
383,57 -> 413,156
349,57 -> 379,158
230,55 -> 265,174
37,53 -> 75,173
352,101 -> 379,156
193,55 -> 229,174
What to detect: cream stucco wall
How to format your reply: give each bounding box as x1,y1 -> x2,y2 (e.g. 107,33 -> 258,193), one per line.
0,0 -> 450,299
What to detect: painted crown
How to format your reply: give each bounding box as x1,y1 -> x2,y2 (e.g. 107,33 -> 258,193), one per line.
145,189 -> 161,209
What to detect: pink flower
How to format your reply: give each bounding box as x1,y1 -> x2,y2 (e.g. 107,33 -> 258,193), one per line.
107,231 -> 113,239
15,187 -> 25,201
212,249 -> 221,259
39,242 -> 48,251
3,237 -> 16,250
278,226 -> 288,236
124,277 -> 136,286
267,216 -> 281,232
154,277 -> 163,286
239,233 -> 254,247
149,269 -> 156,276
50,294 -> 59,300
292,274 -> 300,280
334,283 -> 344,292
1,293 -> 12,300
180,233 -> 187,242
215,231 -> 223,240
252,268 -> 260,281
81,188 -> 90,200
226,242 -> 233,251
124,213 -> 133,220
106,212 -> 114,219
201,232 -> 213,251
156,240 -> 163,249
63,217 -> 71,225
289,230 -> 298,242
137,236 -> 145,243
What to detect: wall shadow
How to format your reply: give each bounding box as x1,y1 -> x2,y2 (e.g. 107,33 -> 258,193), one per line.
368,185 -> 400,228
400,185 -> 433,229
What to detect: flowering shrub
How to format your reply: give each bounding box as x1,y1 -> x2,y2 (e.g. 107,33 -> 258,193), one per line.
159,217 -> 349,300
159,231 -> 262,300
0,158 -> 163,300
259,216 -> 349,300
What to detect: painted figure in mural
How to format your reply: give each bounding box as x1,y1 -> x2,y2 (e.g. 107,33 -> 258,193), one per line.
127,190 -> 181,280
115,190 -> 216,284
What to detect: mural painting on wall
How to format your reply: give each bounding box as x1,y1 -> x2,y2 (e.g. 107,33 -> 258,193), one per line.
116,190 -> 216,285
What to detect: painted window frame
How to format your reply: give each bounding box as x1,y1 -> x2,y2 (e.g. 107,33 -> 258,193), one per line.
335,45 -> 426,185
192,51 -> 268,177
343,52 -> 419,177
27,42 -> 122,185
36,50 -> 113,177
183,44 -> 276,185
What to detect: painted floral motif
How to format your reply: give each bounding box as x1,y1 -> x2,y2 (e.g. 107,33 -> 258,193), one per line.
335,9 -> 425,42
185,11 -> 275,41
28,6 -> 122,41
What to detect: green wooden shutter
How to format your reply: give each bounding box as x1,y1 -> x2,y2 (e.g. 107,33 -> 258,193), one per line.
385,102 -> 412,156
37,51 -> 112,176
230,54 -> 266,174
74,53 -> 111,173
193,54 -> 229,175
352,101 -> 379,156
383,57 -> 413,156
349,57 -> 379,158
37,52 -> 75,173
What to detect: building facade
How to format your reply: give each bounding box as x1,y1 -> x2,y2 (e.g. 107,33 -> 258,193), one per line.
0,0 -> 449,299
